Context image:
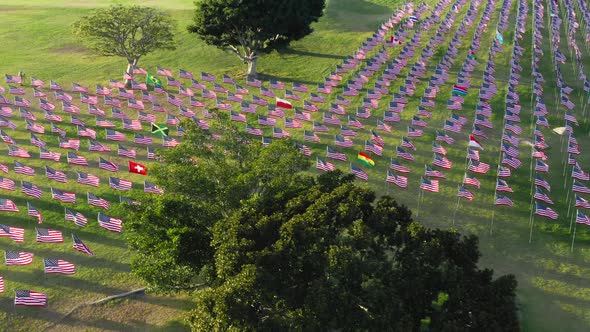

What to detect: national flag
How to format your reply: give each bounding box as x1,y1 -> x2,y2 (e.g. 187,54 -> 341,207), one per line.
313,121 -> 329,132
128,161 -> 147,175
0,130 -> 14,144
357,151 -> 375,167
303,130 -> 320,143
407,126 -> 423,137
36,228 -> 63,243
425,165 -> 445,178
436,131 -> 454,144
386,170 -> 408,188
573,166 -> 590,181
572,181 -> 590,194
535,174 -> 551,191
534,187 -> 554,205
576,211 -> 590,226
96,117 -> 115,128
43,258 -> 75,275
109,177 -> 132,191
67,151 -> 88,166
396,146 -> 414,161
496,30 -> 504,44
463,173 -> 481,188
105,129 -> 126,142
147,146 -> 156,160
420,177 -> 439,192
433,154 -> 452,169
326,146 -> 347,161
466,149 -> 479,161
21,181 -> 42,198
65,208 -> 87,227
117,145 -> 137,158
5,251 -> 33,265
88,192 -> 110,209
468,136 -> 484,150
99,157 -> 119,172
14,290 -> 47,306
58,137 -> 80,150
27,202 -> 43,223
88,140 -> 110,153
389,158 -> 410,173
316,158 -> 335,172
8,145 -> 30,158
245,124 -> 264,136
0,198 -> 18,212
340,125 -> 357,137
495,194 -> 514,206
144,181 -> 164,194
72,234 -> 94,255
272,127 -> 290,139
457,185 -> 474,200
162,136 -> 179,147
45,166 -> 67,183
365,141 -> 383,156
502,154 -> 522,169
51,188 -> 75,203
0,163 -> 7,174
295,143 -> 312,157
535,160 -> 549,172
370,130 -> 384,147
535,202 -> 558,219
0,224 -> 24,243
77,125 -> 96,139
14,161 -> 35,176
452,84 -> 468,96
496,179 -> 514,193
350,163 -> 368,181
576,195 -> 590,209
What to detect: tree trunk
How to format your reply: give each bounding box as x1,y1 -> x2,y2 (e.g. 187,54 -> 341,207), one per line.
125,58 -> 139,89
246,57 -> 258,77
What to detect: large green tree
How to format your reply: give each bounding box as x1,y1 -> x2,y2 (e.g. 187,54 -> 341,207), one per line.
125,119 -> 519,331
72,5 -> 176,82
188,0 -> 326,77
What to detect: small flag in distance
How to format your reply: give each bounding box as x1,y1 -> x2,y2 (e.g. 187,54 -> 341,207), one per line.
128,161 -> 147,175
469,136 -> 484,150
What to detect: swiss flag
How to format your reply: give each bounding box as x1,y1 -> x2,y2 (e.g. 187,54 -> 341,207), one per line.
128,161 -> 147,175
276,97 -> 293,109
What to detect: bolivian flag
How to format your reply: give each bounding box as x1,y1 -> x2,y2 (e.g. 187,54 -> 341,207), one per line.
357,151 -> 375,167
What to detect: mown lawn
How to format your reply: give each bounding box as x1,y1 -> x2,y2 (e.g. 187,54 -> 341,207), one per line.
0,0 -> 588,331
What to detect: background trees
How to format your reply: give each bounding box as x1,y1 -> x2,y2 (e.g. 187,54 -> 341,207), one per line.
125,119 -> 519,331
72,5 -> 176,82
188,0 -> 326,77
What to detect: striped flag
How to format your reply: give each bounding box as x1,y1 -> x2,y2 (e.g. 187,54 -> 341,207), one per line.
420,177 -> 439,193
87,192 -> 110,210
65,208 -> 88,227
386,170 -> 408,188
36,227 -> 63,243
535,202 -> 558,220
0,198 -> 18,212
576,211 -> 590,226
22,181 -> 42,198
72,234 -> 94,255
463,174 -> 481,188
0,224 -> 24,243
77,172 -> 100,187
316,158 -> 335,172
144,181 -> 164,194
51,188 -> 76,203
350,163 -> 368,181
5,251 -> 33,265
44,258 -> 75,275
14,290 -> 47,306
457,185 -> 474,201
109,177 -> 132,191
98,212 -> 123,233
495,194 -> 514,206
27,202 -> 43,223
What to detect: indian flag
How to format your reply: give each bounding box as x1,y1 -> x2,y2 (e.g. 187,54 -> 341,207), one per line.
357,151 -> 375,167
276,97 -> 293,109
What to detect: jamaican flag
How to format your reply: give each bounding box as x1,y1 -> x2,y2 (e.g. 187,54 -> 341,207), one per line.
151,123 -> 169,137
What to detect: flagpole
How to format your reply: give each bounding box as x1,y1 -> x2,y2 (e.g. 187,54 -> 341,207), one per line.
416,187 -> 422,217
452,195 -> 460,227
571,216 -> 578,252
529,212 -> 535,243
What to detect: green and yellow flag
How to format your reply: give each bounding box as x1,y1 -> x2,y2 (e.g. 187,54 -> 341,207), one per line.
357,151 -> 375,167
146,73 -> 162,87
151,123 -> 169,137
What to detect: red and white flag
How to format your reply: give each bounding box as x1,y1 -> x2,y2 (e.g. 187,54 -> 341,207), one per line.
128,161 -> 147,175
275,97 -> 293,109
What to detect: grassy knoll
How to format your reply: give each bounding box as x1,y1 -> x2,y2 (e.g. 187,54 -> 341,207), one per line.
0,0 -> 588,331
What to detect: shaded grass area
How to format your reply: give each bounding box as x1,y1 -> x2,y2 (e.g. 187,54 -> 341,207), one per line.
0,0 -> 589,331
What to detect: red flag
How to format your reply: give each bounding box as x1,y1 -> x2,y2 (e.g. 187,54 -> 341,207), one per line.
128,161 -> 147,175
276,97 -> 293,109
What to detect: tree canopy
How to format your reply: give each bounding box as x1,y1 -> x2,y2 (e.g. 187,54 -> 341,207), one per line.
72,5 -> 176,80
187,0 -> 326,76
125,118 -> 519,331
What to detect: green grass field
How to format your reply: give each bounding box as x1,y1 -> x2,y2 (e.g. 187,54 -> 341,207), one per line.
0,0 -> 589,331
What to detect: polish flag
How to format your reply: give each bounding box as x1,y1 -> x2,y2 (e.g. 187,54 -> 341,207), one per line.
128,161 -> 148,175
276,97 -> 293,109
469,135 -> 484,150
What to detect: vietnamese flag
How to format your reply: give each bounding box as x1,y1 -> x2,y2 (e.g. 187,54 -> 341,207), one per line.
128,161 -> 147,175
276,97 -> 293,109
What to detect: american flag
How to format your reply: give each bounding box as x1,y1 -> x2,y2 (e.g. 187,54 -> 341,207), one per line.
396,146 -> 414,161
166,114 -> 179,125
36,227 -> 63,243
468,160 -> 490,174
109,177 -> 132,191
0,176 -> 15,191
89,140 -> 111,152
502,154 -> 521,169
350,163 -> 368,181
443,120 -> 462,133
371,130 -> 384,147
313,122 -> 329,132
425,165 -> 445,178
304,130 -> 320,143
51,188 -> 75,203
495,194 -> 514,206
67,152 -> 88,166
340,125 -> 358,137
272,127 -> 290,139
65,207 -> 87,227
147,146 -> 156,160
134,133 -> 153,145
77,125 -> 96,139
386,170 -> 408,188
14,161 -> 35,176
498,166 -> 511,178
326,146 -> 347,161
576,210 -> 590,226
535,202 -> 559,220
348,116 -> 364,128
27,202 -> 43,223
0,224 -> 24,243
70,114 -> 85,126
163,136 -> 179,147
572,181 -> 590,194
96,117 -> 115,128
463,173 -> 481,188
14,290 -> 47,306
411,116 -> 427,127
258,115 -> 276,126
58,137 -> 80,150
98,212 -> 123,232
420,177 -> 439,193
96,84 -> 111,95
144,181 -> 164,194
0,276 -> 3,293
0,198 -> 18,212
501,142 -> 519,158
8,145 -> 30,158
285,118 -> 302,129
44,258 -> 75,275
436,131 -> 454,144
99,157 -> 119,172
575,195 -> 590,209
0,163 -> 6,174
323,112 -> 341,125
72,234 -> 94,255
106,129 -> 126,141
138,111 -> 156,123
230,111 -> 247,123
46,166 -> 67,182
535,174 -> 551,192
433,154 -> 452,169
117,145 -> 137,158
535,160 -> 549,172
88,104 -> 105,116
112,107 -> 126,119
407,126 -> 423,137
365,141 -> 383,156
262,136 -> 272,147
457,185 -> 474,201
296,143 -> 312,157
335,135 -> 353,148
104,96 -> 120,107
123,118 -> 142,131
246,124 -> 264,136
0,130 -> 14,144
5,251 -> 33,265
376,120 -> 392,132
5,74 -> 21,84
316,158 -> 335,172
389,158 -> 410,172
22,181 -> 42,198
496,179 -> 514,193
572,166 -> 590,181
534,187 -> 554,205
87,192 -> 110,210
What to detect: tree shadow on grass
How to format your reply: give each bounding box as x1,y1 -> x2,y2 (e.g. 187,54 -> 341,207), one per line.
277,48 -> 348,60
255,73 -> 319,87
